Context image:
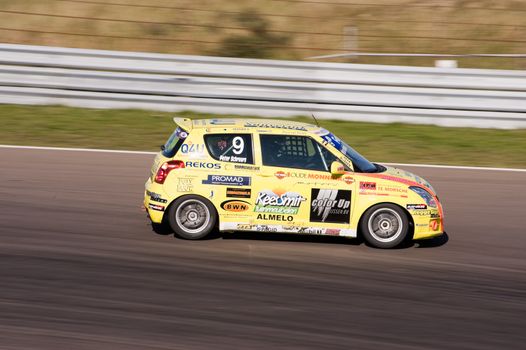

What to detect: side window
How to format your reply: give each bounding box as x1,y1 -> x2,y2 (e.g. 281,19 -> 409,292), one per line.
261,135 -> 340,171
204,134 -> 254,164
162,127 -> 188,158
319,144 -> 345,169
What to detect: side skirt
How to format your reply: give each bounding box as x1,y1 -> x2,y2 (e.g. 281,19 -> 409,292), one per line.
219,222 -> 356,237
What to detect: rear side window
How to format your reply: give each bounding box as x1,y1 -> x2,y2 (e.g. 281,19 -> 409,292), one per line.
204,134 -> 254,164
162,127 -> 188,158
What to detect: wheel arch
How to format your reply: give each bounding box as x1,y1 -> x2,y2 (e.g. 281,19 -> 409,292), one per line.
356,201 -> 414,240
164,193 -> 220,228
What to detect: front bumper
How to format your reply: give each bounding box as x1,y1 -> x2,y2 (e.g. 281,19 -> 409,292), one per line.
411,204 -> 444,240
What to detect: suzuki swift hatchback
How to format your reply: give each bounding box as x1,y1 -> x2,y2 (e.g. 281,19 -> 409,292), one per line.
144,118 -> 444,248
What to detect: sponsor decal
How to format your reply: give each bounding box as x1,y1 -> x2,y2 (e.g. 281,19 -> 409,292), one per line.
275,171 -> 287,180
146,190 -> 167,203
210,119 -> 236,125
245,121 -> 307,131
219,155 -> 247,163
254,190 -> 306,215
221,200 -> 250,212
180,143 -> 206,154
310,189 -> 352,224
256,225 -> 278,232
377,184 -> 407,193
339,157 -> 353,168
429,219 -> 439,231
202,175 -> 251,186
273,170 -> 351,182
226,188 -> 251,198
237,224 -> 256,230
298,227 -> 323,235
324,228 -> 341,236
307,173 -> 337,181
148,203 -> 165,211
343,176 -> 354,184
177,178 -> 193,192
217,136 -> 248,163
321,133 -> 343,150
234,164 -> 260,171
360,181 -> 376,190
412,210 -> 440,217
256,213 -> 294,221
407,204 -> 427,210
184,161 -> 221,169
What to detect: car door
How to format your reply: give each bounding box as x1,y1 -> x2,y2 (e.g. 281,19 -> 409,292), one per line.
202,132 -> 257,230
252,133 -> 356,236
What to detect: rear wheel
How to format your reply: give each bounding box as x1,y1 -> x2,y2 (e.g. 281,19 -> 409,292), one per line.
168,195 -> 217,239
360,204 -> 409,248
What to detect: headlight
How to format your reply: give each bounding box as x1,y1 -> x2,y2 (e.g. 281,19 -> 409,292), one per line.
409,186 -> 437,208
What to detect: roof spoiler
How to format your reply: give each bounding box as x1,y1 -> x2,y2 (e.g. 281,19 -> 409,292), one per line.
173,117 -> 193,131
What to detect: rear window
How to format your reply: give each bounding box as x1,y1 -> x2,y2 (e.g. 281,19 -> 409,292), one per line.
162,127 -> 188,158
204,134 -> 254,164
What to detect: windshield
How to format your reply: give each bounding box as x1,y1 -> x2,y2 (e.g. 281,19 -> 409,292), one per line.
319,130 -> 378,173
162,126 -> 188,158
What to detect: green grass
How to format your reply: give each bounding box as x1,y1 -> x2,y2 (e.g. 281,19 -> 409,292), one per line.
1,104 -> 525,168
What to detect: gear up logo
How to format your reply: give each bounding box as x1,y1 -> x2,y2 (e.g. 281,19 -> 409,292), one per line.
310,189 -> 352,224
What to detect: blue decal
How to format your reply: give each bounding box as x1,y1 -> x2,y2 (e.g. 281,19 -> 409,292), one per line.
202,175 -> 251,186
321,133 -> 343,151
181,143 -> 206,154
210,119 -> 236,125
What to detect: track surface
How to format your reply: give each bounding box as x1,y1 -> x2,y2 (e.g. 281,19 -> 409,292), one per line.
1,148 -> 525,350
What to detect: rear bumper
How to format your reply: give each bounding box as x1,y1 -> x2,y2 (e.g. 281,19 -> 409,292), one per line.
144,178 -> 168,224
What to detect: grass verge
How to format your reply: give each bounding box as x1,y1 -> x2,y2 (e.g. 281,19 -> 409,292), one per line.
1,104 -> 525,168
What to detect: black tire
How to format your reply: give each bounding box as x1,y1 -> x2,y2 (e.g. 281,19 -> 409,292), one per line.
360,203 -> 409,249
167,195 -> 217,240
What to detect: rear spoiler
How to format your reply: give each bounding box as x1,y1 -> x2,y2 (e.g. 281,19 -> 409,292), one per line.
173,117 -> 193,131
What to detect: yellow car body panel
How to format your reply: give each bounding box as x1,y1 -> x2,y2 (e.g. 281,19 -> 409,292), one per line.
144,118 -> 444,241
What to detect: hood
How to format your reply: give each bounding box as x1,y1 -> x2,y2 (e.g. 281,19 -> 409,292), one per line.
374,165 -> 436,195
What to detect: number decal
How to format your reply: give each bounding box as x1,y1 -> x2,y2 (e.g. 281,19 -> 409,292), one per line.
232,136 -> 244,155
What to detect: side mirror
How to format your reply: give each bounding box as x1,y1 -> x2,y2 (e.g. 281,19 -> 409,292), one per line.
330,161 -> 345,176
160,145 -> 166,151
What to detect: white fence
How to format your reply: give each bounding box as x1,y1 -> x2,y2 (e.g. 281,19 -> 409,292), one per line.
0,43 -> 525,128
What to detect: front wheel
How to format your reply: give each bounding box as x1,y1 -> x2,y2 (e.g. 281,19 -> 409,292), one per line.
360,204 -> 409,248
167,195 -> 217,240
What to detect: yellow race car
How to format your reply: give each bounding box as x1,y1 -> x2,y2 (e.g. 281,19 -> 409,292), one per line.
144,118 -> 444,248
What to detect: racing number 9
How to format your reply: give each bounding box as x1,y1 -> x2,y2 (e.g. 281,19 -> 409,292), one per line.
233,136 -> 244,155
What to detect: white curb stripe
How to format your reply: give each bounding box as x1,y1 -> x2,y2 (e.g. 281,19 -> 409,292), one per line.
0,144 -> 157,155
1,144 -> 525,172
383,162 -> 526,172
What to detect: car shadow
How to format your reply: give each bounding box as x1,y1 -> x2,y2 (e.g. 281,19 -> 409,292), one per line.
415,232 -> 449,248
151,221 -> 449,249
150,222 -> 173,236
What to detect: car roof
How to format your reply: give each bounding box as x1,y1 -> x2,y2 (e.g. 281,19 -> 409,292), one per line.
174,117 -> 322,133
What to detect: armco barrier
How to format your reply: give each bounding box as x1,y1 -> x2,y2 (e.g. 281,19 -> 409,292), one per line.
0,43 -> 525,129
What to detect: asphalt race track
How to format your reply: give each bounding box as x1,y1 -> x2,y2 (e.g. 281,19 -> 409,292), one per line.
1,148 -> 525,350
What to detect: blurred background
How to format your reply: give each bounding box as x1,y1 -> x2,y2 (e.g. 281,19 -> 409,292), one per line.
1,0 -> 526,69
1,0 -> 526,167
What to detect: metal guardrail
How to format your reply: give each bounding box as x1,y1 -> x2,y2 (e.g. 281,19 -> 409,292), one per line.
0,43 -> 525,129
